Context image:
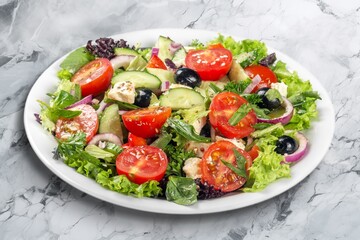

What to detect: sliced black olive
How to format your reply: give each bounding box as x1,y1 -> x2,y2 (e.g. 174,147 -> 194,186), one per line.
256,87 -> 281,110
275,135 -> 298,155
175,67 -> 201,88
134,88 -> 152,108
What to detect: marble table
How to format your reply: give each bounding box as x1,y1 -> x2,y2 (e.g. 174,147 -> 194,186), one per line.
1,0 -> 359,239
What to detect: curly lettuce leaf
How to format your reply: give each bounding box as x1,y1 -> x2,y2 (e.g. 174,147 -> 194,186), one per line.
243,140 -> 290,192
176,105 -> 209,124
272,61 -> 320,130
57,133 -> 162,198
209,34 -> 268,67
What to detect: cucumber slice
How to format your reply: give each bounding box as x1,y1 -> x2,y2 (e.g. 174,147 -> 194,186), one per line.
160,88 -> 204,109
146,68 -> 175,83
112,71 -> 161,90
155,36 -> 174,61
99,104 -> 123,141
114,48 -> 140,56
172,47 -> 186,67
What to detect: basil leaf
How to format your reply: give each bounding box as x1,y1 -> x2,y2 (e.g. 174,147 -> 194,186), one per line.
165,176 -> 198,205
166,118 -> 211,143
228,104 -> 252,126
151,132 -> 172,149
221,149 -> 247,179
55,109 -> 82,119
60,47 -> 95,73
52,90 -> 78,109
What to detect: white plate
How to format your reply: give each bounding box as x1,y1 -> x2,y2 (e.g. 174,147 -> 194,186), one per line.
24,28 -> 335,214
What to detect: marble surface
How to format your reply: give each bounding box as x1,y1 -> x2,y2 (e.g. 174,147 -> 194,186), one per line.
0,0 -> 359,239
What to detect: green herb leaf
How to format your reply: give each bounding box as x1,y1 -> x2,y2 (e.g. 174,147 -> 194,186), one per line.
220,148 -> 247,179
209,83 -> 222,94
166,118 -> 211,143
164,144 -> 195,177
151,132 -> 172,149
223,79 -> 252,95
265,89 -> 283,103
228,104 -> 252,126
165,176 -> 198,205
60,47 -> 95,73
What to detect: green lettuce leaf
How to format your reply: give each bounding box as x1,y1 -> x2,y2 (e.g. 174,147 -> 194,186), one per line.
59,47 -> 95,73
272,61 -> 320,131
165,176 -> 198,205
243,140 -> 290,192
176,105 -> 209,124
209,34 -> 268,67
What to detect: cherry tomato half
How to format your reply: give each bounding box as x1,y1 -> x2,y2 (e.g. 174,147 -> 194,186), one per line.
201,140 -> 252,192
247,144 -> 260,161
146,55 -> 167,70
55,104 -> 99,143
185,45 -> 232,81
127,132 -> 147,146
116,145 -> 168,184
121,106 -> 172,138
71,58 -> 113,97
244,65 -> 278,93
209,92 -> 257,139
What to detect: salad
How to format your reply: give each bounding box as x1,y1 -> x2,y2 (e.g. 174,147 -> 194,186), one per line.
36,34 -> 321,206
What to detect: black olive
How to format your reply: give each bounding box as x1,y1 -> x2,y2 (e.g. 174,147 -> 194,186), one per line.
175,68 -> 201,88
200,121 -> 211,137
256,87 -> 281,110
275,135 -> 298,155
134,88 -> 152,107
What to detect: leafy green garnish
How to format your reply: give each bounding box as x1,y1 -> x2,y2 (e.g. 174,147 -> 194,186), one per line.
209,83 -> 222,94
57,69 -> 73,81
164,144 -> 195,176
265,89 -> 283,103
221,149 -> 247,179
251,123 -> 285,138
189,39 -> 205,50
223,79 -> 252,95
165,176 -> 198,205
166,118 -> 211,143
57,132 -> 162,198
176,105 -> 209,125
60,47 -> 95,74
150,132 -> 172,150
228,104 -> 252,126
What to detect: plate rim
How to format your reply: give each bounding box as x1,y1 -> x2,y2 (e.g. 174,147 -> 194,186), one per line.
24,28 -> 335,215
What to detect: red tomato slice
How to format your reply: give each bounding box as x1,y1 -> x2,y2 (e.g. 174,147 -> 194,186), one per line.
71,58 -> 113,97
146,55 -> 167,70
244,65 -> 278,93
209,92 -> 257,139
247,144 -> 260,161
127,132 -> 147,146
185,47 -> 232,81
122,106 -> 171,138
201,140 -> 252,192
55,104 -> 99,143
116,145 -> 168,184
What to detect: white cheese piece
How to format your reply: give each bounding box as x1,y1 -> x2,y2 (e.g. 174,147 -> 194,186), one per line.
169,83 -> 192,89
107,81 -> 136,104
192,117 -> 207,135
184,141 -> 212,158
215,136 -> 246,150
183,157 -> 202,179
271,82 -> 288,97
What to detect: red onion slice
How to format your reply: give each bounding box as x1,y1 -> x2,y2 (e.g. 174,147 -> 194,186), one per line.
169,42 -> 182,54
151,48 -> 159,57
66,95 -> 93,109
161,81 -> 171,92
284,132 -> 308,163
110,55 -> 135,69
118,110 -> 128,115
257,97 -> 294,125
88,133 -> 122,146
96,100 -> 111,115
243,74 -> 261,94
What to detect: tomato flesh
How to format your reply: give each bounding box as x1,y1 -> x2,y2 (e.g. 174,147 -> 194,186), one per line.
116,145 -> 168,184
244,65 -> 278,93
209,92 -> 257,139
71,58 -> 113,97
127,132 -> 147,146
55,104 -> 99,143
247,144 -> 260,161
146,55 -> 167,70
122,106 -> 172,138
201,140 -> 252,192
185,47 -> 232,81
